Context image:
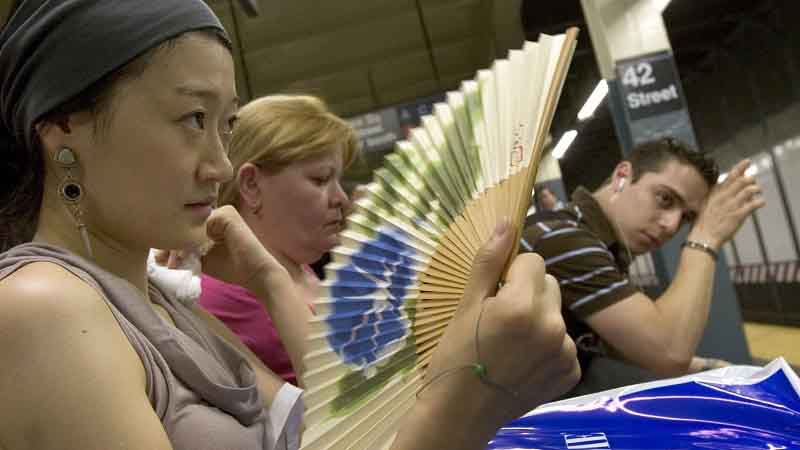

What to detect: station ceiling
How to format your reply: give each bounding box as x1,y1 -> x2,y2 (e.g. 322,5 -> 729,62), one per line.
209,0 -> 795,190
202,0 -> 524,117
4,0 -> 793,190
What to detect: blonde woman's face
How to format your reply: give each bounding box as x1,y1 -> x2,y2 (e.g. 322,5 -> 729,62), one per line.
255,147 -> 349,264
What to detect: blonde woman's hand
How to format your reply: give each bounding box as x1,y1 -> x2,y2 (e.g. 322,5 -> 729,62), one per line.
198,207 -> 311,379
201,205 -> 290,294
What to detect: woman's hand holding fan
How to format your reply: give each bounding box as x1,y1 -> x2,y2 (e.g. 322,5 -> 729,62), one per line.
389,221 -> 579,450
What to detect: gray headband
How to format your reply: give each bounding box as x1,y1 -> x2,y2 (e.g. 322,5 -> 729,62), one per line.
0,0 -> 231,152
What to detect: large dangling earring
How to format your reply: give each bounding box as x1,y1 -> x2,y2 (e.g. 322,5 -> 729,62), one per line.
54,147 -> 93,258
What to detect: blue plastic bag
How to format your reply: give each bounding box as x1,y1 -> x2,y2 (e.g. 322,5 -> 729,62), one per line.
489,358 -> 800,449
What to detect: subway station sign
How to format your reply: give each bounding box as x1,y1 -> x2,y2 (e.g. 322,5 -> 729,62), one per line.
348,94 -> 446,153
615,50 -> 686,121
347,109 -> 400,154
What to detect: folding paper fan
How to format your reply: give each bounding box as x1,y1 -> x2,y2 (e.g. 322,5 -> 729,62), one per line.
300,28 -> 579,450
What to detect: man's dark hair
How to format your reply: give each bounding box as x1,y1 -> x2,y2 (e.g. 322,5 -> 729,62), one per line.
627,138 -> 719,188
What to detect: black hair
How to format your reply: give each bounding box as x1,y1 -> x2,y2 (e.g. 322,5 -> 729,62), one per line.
0,29 -> 231,252
627,138 -> 719,189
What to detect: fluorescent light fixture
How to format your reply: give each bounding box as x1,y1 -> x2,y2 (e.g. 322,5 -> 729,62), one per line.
654,0 -> 672,13
552,130 -> 578,159
577,80 -> 608,121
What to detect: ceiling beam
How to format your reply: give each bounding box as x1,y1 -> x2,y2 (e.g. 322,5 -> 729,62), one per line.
2,0 -> 22,27
413,0 -> 443,93
237,0 -> 259,17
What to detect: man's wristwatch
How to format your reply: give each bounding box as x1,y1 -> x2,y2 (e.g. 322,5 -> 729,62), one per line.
682,240 -> 718,261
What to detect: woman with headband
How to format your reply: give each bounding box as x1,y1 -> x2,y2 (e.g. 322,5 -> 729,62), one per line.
0,2 -> 578,450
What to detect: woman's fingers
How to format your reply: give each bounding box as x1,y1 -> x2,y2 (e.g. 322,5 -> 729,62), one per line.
477,251 -> 577,407
462,219 -> 514,304
153,249 -> 170,266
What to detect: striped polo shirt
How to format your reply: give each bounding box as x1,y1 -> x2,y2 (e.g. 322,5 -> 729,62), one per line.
521,186 -> 638,341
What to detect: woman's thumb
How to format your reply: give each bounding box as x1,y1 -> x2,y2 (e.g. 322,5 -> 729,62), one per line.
465,219 -> 513,301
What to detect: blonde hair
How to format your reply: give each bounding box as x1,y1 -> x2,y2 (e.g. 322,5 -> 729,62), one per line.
220,94 -> 359,207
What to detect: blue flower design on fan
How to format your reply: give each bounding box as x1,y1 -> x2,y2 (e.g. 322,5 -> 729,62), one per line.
327,227 -> 417,369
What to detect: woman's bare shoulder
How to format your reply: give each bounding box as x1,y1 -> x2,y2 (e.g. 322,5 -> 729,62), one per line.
0,261 -> 154,450
0,259 -> 145,379
0,260 -> 143,369
0,261 -> 118,328
1,259 -> 97,299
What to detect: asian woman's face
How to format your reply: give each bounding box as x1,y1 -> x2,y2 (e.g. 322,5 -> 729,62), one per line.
68,32 -> 237,251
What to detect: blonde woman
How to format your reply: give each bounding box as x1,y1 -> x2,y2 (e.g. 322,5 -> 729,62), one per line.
198,95 -> 358,385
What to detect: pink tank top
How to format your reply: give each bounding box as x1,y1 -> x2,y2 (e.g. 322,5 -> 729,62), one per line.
199,274 -> 298,385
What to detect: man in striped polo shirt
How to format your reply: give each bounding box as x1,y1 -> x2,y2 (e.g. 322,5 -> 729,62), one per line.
522,138 -> 764,395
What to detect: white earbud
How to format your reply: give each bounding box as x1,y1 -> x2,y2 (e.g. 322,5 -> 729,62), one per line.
616,178 -> 626,193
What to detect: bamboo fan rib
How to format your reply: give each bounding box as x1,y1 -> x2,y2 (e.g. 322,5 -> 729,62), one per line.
300,29 -> 579,450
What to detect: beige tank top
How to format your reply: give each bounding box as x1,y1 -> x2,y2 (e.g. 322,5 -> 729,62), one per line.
0,243 -> 300,450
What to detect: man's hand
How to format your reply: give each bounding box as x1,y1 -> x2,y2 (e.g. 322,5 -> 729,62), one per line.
689,159 -> 765,250
688,356 -> 731,373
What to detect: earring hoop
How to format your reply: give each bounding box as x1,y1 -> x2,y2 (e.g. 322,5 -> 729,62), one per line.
54,147 -> 93,258
58,179 -> 84,203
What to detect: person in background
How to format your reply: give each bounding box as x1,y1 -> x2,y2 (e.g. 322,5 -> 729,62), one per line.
537,186 -> 565,211
198,94 -> 357,385
0,1 -> 579,449
522,138 -> 763,396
